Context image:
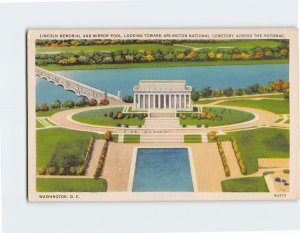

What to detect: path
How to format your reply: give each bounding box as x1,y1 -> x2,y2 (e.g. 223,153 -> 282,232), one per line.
49,103 -> 284,135
221,141 -> 241,177
85,140 -> 105,177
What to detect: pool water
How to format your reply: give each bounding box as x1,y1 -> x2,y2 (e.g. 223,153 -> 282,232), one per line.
132,148 -> 194,192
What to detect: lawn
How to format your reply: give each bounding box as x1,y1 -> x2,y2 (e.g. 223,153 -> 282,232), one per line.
218,99 -> 289,114
123,134 -> 140,143
179,107 -> 254,127
221,176 -> 269,192
36,43 -> 177,54
193,93 -> 284,105
72,107 -> 145,126
36,178 -> 107,192
36,120 -> 44,128
218,128 -> 289,174
40,59 -> 288,71
184,135 -> 202,143
36,128 -> 101,171
181,40 -> 281,50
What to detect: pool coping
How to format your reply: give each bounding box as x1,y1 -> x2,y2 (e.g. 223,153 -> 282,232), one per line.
127,146 -> 199,192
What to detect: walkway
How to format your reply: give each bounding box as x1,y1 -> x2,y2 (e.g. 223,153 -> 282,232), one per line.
49,103 -> 284,135
85,140 -> 105,177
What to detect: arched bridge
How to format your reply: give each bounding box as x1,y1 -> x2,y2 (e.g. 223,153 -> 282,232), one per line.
35,67 -> 124,104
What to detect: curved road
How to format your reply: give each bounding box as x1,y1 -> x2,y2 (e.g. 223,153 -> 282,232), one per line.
49,103 -> 288,134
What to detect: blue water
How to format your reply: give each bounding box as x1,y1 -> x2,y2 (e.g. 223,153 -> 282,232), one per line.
36,64 -> 289,105
132,148 -> 194,192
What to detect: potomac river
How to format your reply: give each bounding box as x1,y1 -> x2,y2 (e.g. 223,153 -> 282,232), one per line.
36,64 -> 289,105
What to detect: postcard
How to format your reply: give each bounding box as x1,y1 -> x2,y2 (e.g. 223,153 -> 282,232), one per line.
27,28 -> 299,201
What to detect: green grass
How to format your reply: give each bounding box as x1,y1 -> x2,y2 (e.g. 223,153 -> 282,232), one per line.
36,178 -> 107,192
36,44 -> 177,54
218,99 -> 289,114
123,134 -> 140,143
194,93 -> 284,105
184,135 -> 202,143
180,107 -> 254,126
127,107 -> 147,112
36,128 -> 101,170
40,59 -> 288,71
72,107 -> 145,126
182,40 -> 281,50
221,176 -> 269,192
218,128 -> 289,174
36,120 -> 44,128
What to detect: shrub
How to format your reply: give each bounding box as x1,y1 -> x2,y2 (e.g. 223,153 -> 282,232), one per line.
216,139 -> 231,177
58,167 -> 65,175
76,98 -> 87,107
51,100 -> 61,109
109,112 -> 114,117
99,99 -> 109,105
104,130 -> 112,141
230,137 -> 247,175
69,167 -> 77,175
94,141 -> 109,179
210,131 -> 218,141
116,123 -> 121,127
48,167 -> 56,175
63,100 -> 75,108
122,96 -> 133,103
40,103 -> 49,111
117,112 -> 124,119
88,98 -> 98,106
207,113 -> 214,119
79,137 -> 94,175
38,167 -> 47,175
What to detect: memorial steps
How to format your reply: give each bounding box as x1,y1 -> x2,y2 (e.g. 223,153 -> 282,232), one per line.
140,134 -> 183,143
143,118 -> 180,128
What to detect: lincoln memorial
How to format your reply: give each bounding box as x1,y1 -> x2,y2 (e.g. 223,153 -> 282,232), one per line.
132,80 -> 192,110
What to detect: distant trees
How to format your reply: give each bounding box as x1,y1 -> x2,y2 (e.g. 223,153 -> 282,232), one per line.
191,90 -> 200,102
123,96 -> 133,103
51,100 -> 61,108
63,100 -> 75,108
35,39 -> 289,67
201,86 -> 213,98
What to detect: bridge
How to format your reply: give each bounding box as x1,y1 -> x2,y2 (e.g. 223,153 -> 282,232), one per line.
35,67 -> 124,104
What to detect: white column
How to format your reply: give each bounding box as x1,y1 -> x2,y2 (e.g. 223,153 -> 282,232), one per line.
189,94 -> 191,108
179,94 -> 182,109
158,94 -> 161,108
184,94 -> 187,109
148,94 -> 150,109
142,94 -> 145,109
163,94 -> 166,109
175,94 -> 177,109
168,94 -> 171,108
134,94 -> 137,109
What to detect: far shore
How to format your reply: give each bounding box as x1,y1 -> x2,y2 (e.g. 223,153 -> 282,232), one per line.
41,59 -> 289,71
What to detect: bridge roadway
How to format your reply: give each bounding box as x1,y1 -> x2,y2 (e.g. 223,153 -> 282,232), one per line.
35,67 -> 124,105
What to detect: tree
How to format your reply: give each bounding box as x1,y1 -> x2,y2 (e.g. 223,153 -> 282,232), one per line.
284,89 -> 289,100
88,98 -> 97,106
236,88 -> 243,96
63,100 -> 75,108
224,87 -> 233,97
191,90 -> 200,102
39,103 -> 49,111
201,86 -> 212,98
104,131 -> 112,141
51,100 -> 61,109
76,98 -> 87,107
122,96 -> 133,103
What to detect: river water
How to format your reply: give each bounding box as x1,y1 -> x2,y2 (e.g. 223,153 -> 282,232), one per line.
36,64 -> 289,104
